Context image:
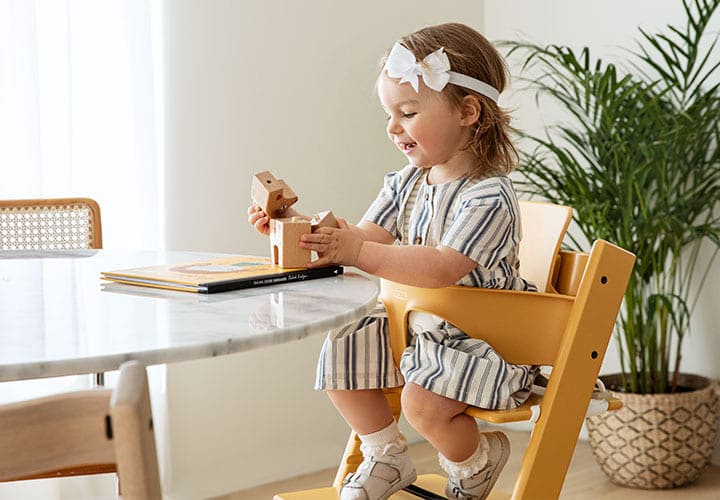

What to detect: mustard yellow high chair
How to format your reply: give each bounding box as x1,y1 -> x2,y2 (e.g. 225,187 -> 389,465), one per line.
276,202 -> 635,500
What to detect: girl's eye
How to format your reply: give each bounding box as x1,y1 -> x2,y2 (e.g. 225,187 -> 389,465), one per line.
402,112 -> 417,119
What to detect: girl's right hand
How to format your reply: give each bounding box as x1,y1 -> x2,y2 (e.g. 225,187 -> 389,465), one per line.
248,203 -> 270,236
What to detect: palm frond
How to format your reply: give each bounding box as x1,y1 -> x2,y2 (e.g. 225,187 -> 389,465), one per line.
503,0 -> 720,393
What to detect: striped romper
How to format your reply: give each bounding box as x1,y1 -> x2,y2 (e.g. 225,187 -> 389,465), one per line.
315,165 -> 538,410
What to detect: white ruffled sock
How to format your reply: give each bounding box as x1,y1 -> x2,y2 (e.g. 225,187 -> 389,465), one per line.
438,433 -> 489,480
359,420 -> 406,455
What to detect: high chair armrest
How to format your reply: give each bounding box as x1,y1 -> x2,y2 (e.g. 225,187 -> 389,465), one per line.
379,282 -> 574,366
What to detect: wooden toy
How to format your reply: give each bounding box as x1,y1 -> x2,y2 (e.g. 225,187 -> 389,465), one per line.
251,171 -> 298,218
270,217 -> 311,268
310,210 -> 339,231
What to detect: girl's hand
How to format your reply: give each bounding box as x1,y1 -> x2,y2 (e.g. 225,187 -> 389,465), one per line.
301,218 -> 364,268
247,204 -> 270,236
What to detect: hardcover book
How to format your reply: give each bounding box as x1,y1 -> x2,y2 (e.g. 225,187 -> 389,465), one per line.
100,255 -> 342,293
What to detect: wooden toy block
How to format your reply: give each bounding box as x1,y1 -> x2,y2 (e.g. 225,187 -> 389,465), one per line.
270,217 -> 311,268
310,210 -> 339,232
251,171 -> 298,218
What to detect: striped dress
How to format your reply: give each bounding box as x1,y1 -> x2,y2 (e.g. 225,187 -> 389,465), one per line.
315,165 -> 538,410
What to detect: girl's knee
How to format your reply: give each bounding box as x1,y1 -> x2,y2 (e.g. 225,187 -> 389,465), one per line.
402,383 -> 441,430
402,383 -> 469,432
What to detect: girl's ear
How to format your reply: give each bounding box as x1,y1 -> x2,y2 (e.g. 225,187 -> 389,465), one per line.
459,95 -> 481,127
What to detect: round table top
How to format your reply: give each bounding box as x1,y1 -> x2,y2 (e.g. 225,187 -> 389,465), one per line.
0,249 -> 379,381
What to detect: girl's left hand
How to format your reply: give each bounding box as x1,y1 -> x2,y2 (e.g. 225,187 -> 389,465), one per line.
300,218 -> 364,268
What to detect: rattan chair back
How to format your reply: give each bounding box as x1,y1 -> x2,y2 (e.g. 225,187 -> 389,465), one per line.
0,198 -> 102,250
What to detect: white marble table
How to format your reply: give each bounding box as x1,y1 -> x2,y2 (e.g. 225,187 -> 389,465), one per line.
0,249 -> 379,382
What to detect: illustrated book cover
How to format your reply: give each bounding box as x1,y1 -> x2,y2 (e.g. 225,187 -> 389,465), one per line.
100,255 -> 343,293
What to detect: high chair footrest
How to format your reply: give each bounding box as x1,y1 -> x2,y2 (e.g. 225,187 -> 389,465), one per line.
274,474 -> 510,499
273,485 -> 338,499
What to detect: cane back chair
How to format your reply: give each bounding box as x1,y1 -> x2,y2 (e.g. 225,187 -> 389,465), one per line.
0,197 -> 102,250
0,197 -> 106,388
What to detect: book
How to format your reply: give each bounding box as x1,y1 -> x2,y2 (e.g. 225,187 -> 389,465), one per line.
100,255 -> 343,293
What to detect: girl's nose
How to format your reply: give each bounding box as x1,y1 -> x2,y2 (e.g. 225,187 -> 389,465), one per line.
386,117 -> 402,135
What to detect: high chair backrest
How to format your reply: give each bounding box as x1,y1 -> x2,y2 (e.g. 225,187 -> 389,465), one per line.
0,361 -> 161,499
517,201 -> 572,292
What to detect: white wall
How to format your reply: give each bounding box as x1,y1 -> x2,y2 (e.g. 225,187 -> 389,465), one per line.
484,0 -> 720,463
161,1 -> 484,497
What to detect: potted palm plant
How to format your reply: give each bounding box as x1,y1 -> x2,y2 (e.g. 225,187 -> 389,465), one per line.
505,0 -> 720,489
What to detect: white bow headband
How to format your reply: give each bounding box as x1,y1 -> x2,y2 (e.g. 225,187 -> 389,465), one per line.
383,43 -> 500,103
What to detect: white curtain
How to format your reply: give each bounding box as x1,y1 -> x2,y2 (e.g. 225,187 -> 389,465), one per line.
0,0 -> 162,250
0,5 -> 163,496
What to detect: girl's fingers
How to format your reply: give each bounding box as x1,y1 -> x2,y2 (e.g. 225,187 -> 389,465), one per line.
248,204 -> 266,217
307,255 -> 329,268
300,240 -> 324,252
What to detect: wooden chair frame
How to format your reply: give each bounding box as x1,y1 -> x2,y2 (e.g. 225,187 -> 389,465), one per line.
0,361 -> 161,499
276,240 -> 635,499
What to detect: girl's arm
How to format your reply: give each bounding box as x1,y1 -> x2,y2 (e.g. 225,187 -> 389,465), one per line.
302,223 -> 476,288
356,242 -> 476,288
345,220 -> 396,245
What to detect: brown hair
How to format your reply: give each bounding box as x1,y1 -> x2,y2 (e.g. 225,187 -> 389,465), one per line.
383,23 -> 518,178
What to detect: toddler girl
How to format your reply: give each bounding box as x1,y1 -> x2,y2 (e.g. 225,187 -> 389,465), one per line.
248,22 -> 536,500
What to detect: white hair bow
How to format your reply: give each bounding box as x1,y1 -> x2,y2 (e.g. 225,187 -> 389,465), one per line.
383,43 -> 499,103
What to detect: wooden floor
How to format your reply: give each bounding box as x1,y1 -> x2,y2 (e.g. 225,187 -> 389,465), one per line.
220,430 -> 720,499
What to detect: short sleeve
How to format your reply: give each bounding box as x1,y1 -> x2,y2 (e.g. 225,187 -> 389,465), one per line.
440,195 -> 518,270
362,170 -> 404,239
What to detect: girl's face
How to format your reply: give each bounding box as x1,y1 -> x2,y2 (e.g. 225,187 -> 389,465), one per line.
378,73 -> 474,173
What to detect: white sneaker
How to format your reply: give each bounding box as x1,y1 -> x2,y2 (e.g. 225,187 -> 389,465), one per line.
445,431 -> 510,500
340,440 -> 417,500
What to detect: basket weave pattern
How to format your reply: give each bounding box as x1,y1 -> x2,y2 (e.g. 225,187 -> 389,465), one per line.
0,204 -> 95,250
587,374 -> 719,489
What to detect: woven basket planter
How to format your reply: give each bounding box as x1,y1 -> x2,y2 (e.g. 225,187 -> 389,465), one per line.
586,373 -> 719,489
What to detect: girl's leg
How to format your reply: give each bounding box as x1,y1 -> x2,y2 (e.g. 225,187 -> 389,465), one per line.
326,389 -> 394,434
400,382 -> 478,460
402,382 -> 509,500
327,389 -> 416,500
317,310 -> 415,498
